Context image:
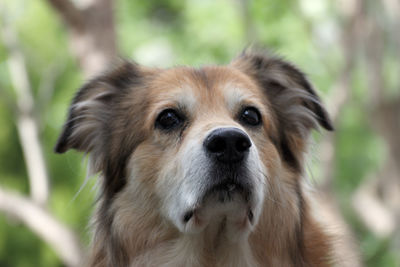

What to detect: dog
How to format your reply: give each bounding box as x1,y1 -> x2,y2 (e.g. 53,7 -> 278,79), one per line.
55,51 -> 336,266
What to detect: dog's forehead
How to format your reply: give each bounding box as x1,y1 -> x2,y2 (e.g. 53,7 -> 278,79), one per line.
148,66 -> 263,112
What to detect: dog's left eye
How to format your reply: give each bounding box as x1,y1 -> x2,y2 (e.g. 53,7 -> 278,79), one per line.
240,107 -> 262,126
156,109 -> 183,130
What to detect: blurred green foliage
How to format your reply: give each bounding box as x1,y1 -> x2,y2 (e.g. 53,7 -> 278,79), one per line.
0,0 -> 398,266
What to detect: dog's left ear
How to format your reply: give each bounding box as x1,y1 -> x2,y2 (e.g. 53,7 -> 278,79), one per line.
232,51 -> 333,133
232,51 -> 333,170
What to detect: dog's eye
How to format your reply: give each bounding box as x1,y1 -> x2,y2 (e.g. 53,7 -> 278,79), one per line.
240,107 -> 261,126
156,109 -> 183,130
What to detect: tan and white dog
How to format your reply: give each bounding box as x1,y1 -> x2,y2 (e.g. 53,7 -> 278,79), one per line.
55,51 -> 336,266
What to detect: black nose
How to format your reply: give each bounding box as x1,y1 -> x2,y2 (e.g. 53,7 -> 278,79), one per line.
203,127 -> 251,163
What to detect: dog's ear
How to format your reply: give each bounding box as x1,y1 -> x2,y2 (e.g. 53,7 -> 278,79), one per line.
232,51 -> 333,170
54,61 -> 143,154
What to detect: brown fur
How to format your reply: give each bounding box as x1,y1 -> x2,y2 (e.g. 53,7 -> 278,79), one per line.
56,51 -> 336,266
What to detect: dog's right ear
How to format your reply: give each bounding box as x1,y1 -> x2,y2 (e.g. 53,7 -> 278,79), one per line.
54,61 -> 143,154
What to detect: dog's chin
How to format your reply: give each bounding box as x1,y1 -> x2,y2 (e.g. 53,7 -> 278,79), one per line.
176,180 -> 258,236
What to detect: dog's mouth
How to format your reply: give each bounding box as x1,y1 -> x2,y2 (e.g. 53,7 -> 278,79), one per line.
203,180 -> 251,203
182,179 -> 254,225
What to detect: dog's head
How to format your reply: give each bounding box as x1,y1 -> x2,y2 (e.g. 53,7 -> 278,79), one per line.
55,51 -> 332,236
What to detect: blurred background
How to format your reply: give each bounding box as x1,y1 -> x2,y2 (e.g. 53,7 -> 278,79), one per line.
0,0 -> 399,266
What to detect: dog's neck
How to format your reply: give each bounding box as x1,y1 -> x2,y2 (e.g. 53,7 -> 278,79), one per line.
129,219 -> 257,267
89,181 -> 258,266
88,175 -> 332,267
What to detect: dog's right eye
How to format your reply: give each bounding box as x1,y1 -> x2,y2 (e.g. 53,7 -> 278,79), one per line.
155,109 -> 183,131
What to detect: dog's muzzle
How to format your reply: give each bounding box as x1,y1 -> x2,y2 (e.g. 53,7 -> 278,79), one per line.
166,126 -> 264,233
179,127 -> 255,225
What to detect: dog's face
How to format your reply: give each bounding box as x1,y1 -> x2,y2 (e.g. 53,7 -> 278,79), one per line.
55,52 -> 332,237
140,67 -> 270,234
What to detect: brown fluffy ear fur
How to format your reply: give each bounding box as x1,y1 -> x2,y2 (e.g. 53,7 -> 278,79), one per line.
54,61 -> 148,199
232,51 -> 333,171
54,61 -> 143,154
